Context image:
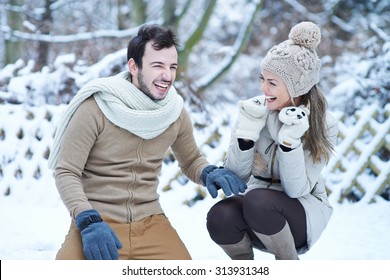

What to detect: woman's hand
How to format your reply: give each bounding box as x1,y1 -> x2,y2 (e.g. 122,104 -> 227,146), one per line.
236,96 -> 269,142
278,106 -> 310,149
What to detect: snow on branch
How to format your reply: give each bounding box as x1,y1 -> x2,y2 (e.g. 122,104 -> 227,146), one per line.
283,0 -> 323,23
369,22 -> 390,42
0,23 -> 158,43
330,15 -> 355,33
194,0 -> 261,91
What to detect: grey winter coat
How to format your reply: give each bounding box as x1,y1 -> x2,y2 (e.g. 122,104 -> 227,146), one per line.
224,110 -> 338,253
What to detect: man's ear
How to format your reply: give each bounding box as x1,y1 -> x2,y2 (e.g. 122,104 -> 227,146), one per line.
128,58 -> 137,75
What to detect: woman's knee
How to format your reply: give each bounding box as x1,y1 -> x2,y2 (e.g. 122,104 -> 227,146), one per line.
243,189 -> 286,234
206,196 -> 246,244
207,198 -> 240,229
243,189 -> 277,214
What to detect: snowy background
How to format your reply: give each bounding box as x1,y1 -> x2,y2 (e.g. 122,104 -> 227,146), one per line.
0,0 -> 389,261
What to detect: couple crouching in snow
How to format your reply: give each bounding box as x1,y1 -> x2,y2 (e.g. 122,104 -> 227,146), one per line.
49,22 -> 337,260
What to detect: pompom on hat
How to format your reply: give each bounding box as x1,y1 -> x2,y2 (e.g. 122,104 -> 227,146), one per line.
261,21 -> 322,98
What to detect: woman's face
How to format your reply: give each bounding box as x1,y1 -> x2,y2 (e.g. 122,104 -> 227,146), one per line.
260,70 -> 295,111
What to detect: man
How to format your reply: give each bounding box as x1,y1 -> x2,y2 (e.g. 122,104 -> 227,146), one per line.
48,24 -> 246,260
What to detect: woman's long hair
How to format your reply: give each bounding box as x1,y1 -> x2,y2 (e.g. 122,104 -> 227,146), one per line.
299,85 -> 334,163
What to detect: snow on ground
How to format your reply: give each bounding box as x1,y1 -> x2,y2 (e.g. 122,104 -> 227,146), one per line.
1,175 -> 389,260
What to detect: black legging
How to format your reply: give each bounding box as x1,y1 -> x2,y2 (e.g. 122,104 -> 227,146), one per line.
206,188 -> 307,249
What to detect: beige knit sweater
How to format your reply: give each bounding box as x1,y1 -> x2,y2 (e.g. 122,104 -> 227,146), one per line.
55,97 -> 209,222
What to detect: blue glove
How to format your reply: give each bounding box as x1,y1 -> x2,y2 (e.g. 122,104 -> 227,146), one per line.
75,209 -> 122,260
201,165 -> 247,198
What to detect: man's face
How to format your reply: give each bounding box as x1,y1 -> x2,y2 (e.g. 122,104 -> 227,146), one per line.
128,41 -> 178,100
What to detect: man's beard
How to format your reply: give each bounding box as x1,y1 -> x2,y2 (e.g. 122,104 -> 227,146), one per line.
137,72 -> 160,101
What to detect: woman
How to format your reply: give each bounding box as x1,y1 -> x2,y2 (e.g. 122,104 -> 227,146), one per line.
206,22 -> 338,260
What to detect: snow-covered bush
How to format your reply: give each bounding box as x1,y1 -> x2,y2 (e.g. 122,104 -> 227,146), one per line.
327,41 -> 389,114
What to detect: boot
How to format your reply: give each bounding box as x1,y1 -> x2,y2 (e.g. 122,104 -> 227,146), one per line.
253,222 -> 299,260
219,233 -> 254,260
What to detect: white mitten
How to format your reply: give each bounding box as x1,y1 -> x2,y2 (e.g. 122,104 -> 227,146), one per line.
278,106 -> 310,149
236,95 -> 269,142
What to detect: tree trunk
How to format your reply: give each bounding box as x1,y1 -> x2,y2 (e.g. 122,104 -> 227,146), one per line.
5,0 -> 24,65
117,0 -> 129,30
177,0 -> 217,78
131,0 -> 147,25
34,0 -> 53,71
163,0 -> 177,29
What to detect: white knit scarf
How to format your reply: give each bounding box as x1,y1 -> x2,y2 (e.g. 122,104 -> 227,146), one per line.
48,71 -> 184,169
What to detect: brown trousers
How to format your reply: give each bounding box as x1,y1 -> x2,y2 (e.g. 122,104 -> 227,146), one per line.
56,214 -> 191,260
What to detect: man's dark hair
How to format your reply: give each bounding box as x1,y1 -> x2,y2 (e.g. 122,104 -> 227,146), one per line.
127,24 -> 179,69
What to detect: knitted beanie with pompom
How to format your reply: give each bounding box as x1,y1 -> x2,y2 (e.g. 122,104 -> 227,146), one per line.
261,21 -> 322,98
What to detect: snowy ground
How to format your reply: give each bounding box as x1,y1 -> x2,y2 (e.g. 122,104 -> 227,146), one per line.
0,175 -> 389,261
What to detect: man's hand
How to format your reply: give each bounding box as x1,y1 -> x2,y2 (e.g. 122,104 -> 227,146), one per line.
76,209 -> 122,260
201,165 -> 247,198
